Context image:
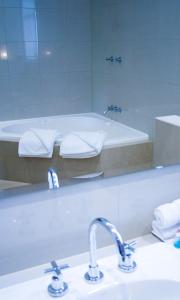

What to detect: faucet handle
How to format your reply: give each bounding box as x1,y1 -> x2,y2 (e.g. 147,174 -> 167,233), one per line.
45,261 -> 70,276
119,241 -> 137,273
125,240 -> 137,253
45,261 -> 70,297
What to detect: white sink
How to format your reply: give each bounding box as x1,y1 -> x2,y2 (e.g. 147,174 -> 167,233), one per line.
0,242 -> 179,300
84,280 -> 180,300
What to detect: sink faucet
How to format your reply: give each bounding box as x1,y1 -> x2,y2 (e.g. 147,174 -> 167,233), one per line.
84,217 -> 137,283
45,261 -> 69,297
48,168 -> 59,189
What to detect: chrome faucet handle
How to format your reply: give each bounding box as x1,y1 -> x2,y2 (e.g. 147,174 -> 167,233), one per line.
105,56 -> 114,63
115,56 -> 122,63
45,262 -> 70,275
119,241 -> 137,273
45,261 -> 70,297
127,240 -> 137,251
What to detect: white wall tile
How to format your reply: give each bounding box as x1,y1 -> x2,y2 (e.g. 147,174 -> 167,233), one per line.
0,44 -> 9,76
0,0 -> 92,120
7,42 -> 39,76
67,71 -> 92,108
3,0 -> 21,7
37,9 -> 66,42
38,42 -> 68,74
5,8 -> 24,42
92,0 -> 180,137
40,73 -> 68,101
66,18 -> 91,42
66,41 -> 91,72
66,0 -> 90,20
36,0 -> 65,9
0,8 -> 6,42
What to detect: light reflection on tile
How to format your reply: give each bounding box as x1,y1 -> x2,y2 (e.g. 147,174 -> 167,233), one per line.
0,0 -> 92,120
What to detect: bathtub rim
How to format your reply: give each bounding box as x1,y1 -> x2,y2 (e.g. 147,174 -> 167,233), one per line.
0,112 -> 150,148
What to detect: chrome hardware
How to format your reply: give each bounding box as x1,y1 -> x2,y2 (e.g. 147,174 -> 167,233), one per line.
114,105 -> 122,113
119,241 -> 137,273
105,56 -> 122,63
105,56 -> 114,63
103,104 -> 122,115
115,56 -> 122,63
84,217 -> 137,284
104,104 -> 113,115
48,168 -> 59,189
45,261 -> 70,297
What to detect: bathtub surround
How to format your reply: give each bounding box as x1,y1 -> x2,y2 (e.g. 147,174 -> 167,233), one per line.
154,115 -> 180,167
0,113 -> 152,182
0,164 -> 180,275
0,140 -> 152,183
0,0 -> 92,120
0,179 -> 30,190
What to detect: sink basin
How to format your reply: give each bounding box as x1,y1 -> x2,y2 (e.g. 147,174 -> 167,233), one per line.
0,242 -> 179,300
84,280 -> 180,300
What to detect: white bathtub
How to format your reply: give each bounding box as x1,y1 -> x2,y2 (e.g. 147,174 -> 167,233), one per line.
0,113 -> 149,148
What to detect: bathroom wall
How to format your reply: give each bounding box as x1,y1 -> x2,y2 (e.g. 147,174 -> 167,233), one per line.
0,164 -> 180,276
0,0 -> 92,120
92,0 -> 180,136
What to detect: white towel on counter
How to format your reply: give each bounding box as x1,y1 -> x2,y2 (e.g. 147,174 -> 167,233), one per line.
18,128 -> 60,158
60,131 -> 106,159
154,200 -> 180,229
152,220 -> 180,241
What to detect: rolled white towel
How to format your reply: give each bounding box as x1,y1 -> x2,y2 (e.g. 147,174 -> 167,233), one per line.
174,198 -> 180,206
154,201 -> 180,229
18,128 -> 60,158
152,220 -> 180,241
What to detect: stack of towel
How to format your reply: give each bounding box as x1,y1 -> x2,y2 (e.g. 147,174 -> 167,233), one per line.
18,128 -> 61,158
18,129 -> 106,159
152,199 -> 180,241
60,131 -> 106,159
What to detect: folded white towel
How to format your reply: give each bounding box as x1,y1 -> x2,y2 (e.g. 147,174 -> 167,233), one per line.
18,128 -> 60,158
154,201 -> 180,229
152,220 -> 180,241
60,131 -> 106,159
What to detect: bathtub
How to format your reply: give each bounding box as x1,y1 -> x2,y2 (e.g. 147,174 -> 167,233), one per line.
0,113 -> 149,148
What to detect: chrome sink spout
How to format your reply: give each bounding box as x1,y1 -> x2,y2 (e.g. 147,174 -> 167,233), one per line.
48,168 -> 59,189
89,217 -> 125,267
84,217 -> 137,283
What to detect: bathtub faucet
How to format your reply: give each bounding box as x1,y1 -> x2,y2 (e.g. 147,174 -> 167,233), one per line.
103,105 -> 122,115
84,217 -> 137,283
48,168 -> 59,189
